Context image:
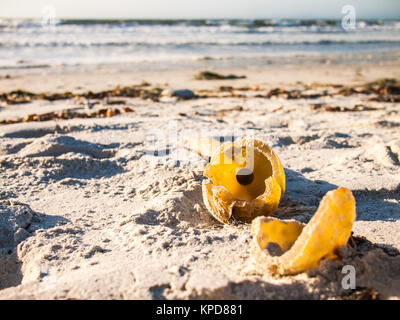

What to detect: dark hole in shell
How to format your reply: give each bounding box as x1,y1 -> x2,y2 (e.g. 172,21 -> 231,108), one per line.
236,168 -> 254,185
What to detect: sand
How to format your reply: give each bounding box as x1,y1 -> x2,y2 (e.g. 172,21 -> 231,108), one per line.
0,62 -> 400,299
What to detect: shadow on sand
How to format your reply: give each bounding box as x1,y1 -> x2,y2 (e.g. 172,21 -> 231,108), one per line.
279,168 -> 400,223
0,205 -> 69,291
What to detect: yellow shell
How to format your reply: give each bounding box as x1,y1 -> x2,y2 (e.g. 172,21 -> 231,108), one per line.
202,139 -> 285,223
250,187 -> 356,275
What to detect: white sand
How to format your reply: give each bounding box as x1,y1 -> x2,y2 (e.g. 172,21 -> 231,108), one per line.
0,63 -> 399,299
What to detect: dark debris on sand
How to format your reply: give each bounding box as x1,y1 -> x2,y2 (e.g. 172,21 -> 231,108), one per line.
339,78 -> 400,102
265,88 -> 328,99
0,107 -> 134,125
1,78 -> 399,106
1,78 -> 399,125
264,78 -> 400,103
0,82 -> 157,106
310,104 -> 380,112
194,71 -> 247,80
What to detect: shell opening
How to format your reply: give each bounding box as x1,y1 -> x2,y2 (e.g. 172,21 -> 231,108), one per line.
206,147 -> 273,201
236,168 -> 254,186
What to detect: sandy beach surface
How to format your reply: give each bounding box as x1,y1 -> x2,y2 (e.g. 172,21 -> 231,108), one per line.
0,61 -> 400,299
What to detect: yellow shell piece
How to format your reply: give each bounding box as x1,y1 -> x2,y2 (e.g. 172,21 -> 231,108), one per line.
251,187 -> 356,275
202,139 -> 285,223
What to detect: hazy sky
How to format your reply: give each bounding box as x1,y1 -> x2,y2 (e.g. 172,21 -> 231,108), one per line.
1,0 -> 399,19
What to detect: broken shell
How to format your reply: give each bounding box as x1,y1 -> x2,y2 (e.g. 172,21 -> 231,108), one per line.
202,139 -> 285,223
250,187 -> 356,275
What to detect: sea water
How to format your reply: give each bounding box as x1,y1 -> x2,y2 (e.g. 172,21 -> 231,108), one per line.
0,18 -> 399,71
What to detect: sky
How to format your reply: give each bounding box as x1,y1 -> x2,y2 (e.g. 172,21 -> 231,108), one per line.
0,0 -> 399,19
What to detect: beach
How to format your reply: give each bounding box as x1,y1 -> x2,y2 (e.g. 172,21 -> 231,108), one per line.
0,19 -> 400,299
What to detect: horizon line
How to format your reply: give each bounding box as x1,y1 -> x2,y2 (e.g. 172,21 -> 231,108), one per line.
1,16 -> 399,21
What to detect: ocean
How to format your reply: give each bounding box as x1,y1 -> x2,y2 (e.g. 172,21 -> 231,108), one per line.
1,18 -> 400,71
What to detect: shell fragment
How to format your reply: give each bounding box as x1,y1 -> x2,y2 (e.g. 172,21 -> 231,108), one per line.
251,187 -> 356,275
